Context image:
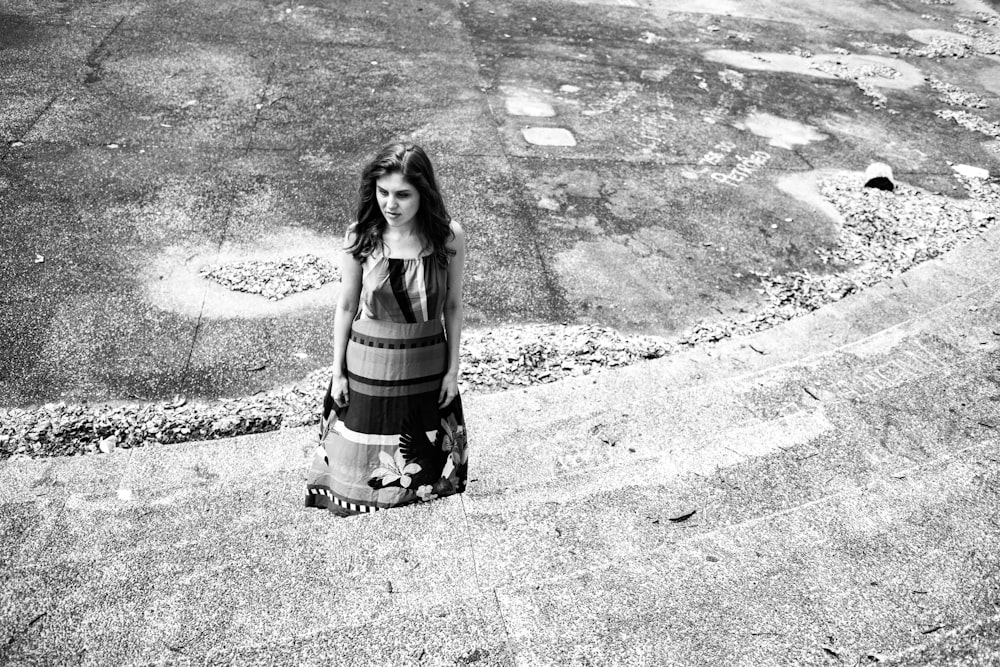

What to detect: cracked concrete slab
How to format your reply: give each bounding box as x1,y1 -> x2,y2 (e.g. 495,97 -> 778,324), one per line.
5,0 -> 1000,406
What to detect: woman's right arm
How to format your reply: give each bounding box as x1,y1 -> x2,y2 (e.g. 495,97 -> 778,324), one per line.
331,233 -> 363,407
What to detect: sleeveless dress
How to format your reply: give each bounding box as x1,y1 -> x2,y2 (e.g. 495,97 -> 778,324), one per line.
304,247 -> 468,515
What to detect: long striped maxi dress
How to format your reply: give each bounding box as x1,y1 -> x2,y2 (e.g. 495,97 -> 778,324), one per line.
305,247 -> 468,515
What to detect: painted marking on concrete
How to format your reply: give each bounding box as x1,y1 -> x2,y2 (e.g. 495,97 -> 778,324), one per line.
739,112 -> 828,150
506,97 -> 556,117
632,92 -> 679,153
522,127 -> 577,146
681,140 -> 738,180
656,407 -> 835,478
640,66 -> 675,82
834,338 -> 953,400
711,151 -> 772,187
775,172 -> 845,226
701,91 -> 736,125
953,164 -> 990,179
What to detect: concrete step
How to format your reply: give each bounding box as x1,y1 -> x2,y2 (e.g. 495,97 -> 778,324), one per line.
463,349 -> 1000,588
4,221 -> 998,506
487,437 -> 1000,667
4,344 -> 997,665
9,258 -> 982,509
880,613 -> 1000,666
3,227 -> 1000,666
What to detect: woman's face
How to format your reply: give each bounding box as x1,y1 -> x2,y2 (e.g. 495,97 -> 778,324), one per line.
375,172 -> 421,229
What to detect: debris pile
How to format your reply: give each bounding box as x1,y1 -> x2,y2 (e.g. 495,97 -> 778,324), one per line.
200,254 -> 338,300
807,58 -> 898,109
934,109 -> 1000,138
926,77 -> 988,109
0,399 -> 286,459
1,326 -> 671,459
680,174 -> 999,346
458,325 -> 671,393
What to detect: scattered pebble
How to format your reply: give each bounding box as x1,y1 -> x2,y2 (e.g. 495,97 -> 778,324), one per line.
200,254 -> 338,300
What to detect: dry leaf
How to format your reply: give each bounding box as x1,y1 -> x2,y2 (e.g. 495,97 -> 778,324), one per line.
165,395 -> 186,410
98,434 -> 117,454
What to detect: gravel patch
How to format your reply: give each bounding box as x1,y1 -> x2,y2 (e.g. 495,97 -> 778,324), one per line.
679,173 -> 999,345
858,13 -> 1000,59
954,20 -> 1000,55
935,109 -> 1000,138
926,77 -> 989,109
200,254 -> 338,300
859,37 -> 977,59
0,325 -> 671,459
807,57 -> 897,109
4,174 -> 999,460
4,173 -> 1000,459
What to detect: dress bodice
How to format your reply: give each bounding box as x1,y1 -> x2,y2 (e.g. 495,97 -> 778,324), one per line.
357,249 -> 448,323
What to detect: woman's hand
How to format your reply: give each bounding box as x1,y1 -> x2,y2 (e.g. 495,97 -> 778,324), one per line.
438,370 -> 459,409
331,374 -> 350,408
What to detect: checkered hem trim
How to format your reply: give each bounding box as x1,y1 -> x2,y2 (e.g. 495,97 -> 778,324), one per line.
307,486 -> 381,513
349,332 -> 446,349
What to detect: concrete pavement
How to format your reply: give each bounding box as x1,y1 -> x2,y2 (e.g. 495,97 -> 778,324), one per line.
4,0 -> 1000,664
2,206 -> 1000,665
3,0 -> 1000,405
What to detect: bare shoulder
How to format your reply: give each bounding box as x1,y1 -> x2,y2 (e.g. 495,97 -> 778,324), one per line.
447,220 -> 465,249
343,223 -> 359,246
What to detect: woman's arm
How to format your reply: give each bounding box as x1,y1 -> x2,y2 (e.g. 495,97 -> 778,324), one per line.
331,231 -> 363,407
439,221 -> 466,409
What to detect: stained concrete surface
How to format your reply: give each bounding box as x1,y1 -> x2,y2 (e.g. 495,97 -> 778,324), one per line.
3,0 -> 1000,405
4,0 -> 1000,663
2,238 -> 1000,664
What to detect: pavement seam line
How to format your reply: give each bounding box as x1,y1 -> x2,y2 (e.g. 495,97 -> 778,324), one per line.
176,180 -> 241,385
3,94 -> 59,156
459,488 -> 519,661
2,10 -> 132,159
455,1 -> 572,322
491,587 -> 517,662
245,62 -> 278,155
174,55 -> 274,385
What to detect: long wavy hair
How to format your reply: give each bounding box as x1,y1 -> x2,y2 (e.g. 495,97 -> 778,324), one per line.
346,143 -> 455,267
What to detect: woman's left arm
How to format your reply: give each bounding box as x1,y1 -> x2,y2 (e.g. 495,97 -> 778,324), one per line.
439,221 -> 466,408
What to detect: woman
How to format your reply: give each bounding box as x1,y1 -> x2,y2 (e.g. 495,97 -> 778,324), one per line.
305,143 -> 468,515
